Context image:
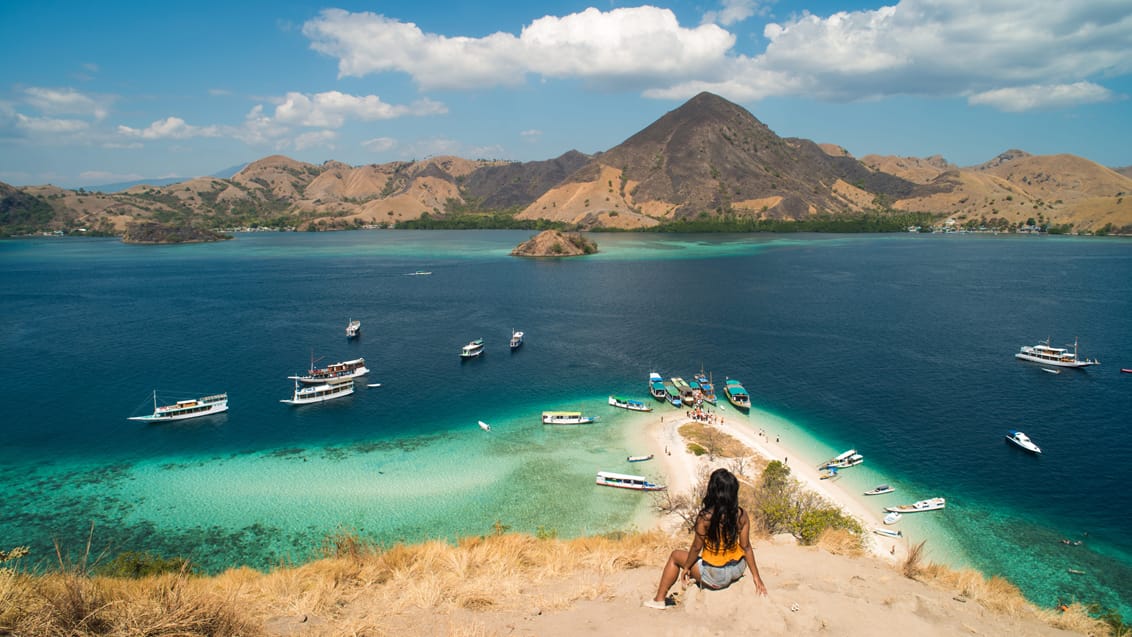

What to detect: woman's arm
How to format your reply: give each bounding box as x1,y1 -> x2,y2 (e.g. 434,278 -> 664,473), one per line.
738,510 -> 768,596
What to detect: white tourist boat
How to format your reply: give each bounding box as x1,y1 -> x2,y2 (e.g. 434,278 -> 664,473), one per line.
864,484 -> 895,496
280,379 -> 354,405
128,391 -> 228,422
345,318 -> 360,338
608,395 -> 653,412
595,471 -> 665,491
883,511 -> 903,525
1015,337 -> 1099,368
885,497 -> 946,514
509,330 -> 524,350
1005,430 -> 1042,454
542,411 -> 597,425
290,356 -> 369,385
627,454 -> 654,463
648,372 -> 667,401
460,338 -> 485,358
820,449 -> 863,469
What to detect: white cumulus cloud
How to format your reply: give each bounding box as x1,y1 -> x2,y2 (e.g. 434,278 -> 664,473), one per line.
968,82 -> 1115,111
703,0 -> 762,26
23,87 -> 109,120
117,117 -> 221,140
303,6 -> 735,90
362,137 -> 397,152
272,91 -> 446,128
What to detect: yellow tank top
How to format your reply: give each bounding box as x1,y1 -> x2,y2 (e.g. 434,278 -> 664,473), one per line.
701,538 -> 744,567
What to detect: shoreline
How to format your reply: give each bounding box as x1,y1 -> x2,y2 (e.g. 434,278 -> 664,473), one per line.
637,401 -> 909,563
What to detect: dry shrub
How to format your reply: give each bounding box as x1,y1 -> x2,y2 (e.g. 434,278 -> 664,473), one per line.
815,527 -> 865,556
1046,602 -> 1115,636
902,539 -> 927,579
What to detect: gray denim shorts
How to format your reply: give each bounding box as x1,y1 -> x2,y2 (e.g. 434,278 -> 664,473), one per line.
698,558 -> 746,589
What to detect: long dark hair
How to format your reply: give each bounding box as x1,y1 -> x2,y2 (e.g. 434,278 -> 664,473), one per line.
700,468 -> 740,550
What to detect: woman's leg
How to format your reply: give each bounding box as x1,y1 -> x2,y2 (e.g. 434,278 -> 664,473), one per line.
653,549 -> 689,601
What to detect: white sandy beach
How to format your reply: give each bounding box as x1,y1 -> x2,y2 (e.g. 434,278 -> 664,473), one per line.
642,403 -> 908,562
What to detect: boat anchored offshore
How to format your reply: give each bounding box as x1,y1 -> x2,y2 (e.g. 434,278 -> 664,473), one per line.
128,391 -> 228,422
1015,337 -> 1099,368
723,378 -> 751,411
885,497 -> 946,513
1005,430 -> 1042,454
290,356 -> 369,385
609,395 -> 653,412
509,330 -> 524,350
460,338 -> 485,359
595,471 -> 665,491
478,420 -> 491,432
542,411 -> 597,425
280,379 -> 354,405
345,318 -> 360,338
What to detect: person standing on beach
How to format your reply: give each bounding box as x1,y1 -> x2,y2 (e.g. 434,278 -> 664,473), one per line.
645,468 -> 768,608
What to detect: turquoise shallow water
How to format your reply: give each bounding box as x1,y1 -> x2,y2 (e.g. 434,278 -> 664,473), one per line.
1,231 -> 1129,616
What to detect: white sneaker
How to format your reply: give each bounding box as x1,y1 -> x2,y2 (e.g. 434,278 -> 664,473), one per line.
643,599 -> 668,610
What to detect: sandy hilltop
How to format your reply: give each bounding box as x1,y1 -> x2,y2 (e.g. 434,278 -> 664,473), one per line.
247,406 -> 1097,636
2,403 -> 1106,636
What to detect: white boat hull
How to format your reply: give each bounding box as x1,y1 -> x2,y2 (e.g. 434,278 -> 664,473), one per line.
128,395 -> 228,423
595,471 -> 665,491
885,497 -> 946,513
281,381 -> 354,405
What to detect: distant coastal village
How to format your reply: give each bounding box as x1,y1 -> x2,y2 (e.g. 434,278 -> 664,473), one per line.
3,94 -> 1130,241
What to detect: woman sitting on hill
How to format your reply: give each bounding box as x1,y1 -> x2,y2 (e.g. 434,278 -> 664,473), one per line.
645,467 -> 768,608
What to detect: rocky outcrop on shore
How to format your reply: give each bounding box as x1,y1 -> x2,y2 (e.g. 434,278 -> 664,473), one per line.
510,229 -> 597,257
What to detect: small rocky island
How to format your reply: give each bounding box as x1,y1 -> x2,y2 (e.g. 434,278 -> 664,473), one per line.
121,221 -> 232,244
511,230 -> 597,257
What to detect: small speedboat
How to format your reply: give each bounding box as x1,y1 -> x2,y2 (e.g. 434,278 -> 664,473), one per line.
478,420 -> 491,432
1121,368 -> 1132,374
874,527 -> 903,539
883,511 -> 902,525
1005,430 -> 1042,454
864,484 -> 895,496
627,454 -> 654,463
1041,367 -> 1061,375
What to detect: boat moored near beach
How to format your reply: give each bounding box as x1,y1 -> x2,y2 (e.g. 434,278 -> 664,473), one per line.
864,484 -> 895,496
608,395 -> 653,412
649,372 -> 668,401
460,338 -> 485,359
885,497 -> 946,513
627,454 -> 654,462
723,378 -> 751,411
874,527 -> 903,539
820,449 -> 863,469
1005,430 -> 1042,454
542,411 -> 597,425
883,511 -> 902,525
128,391 -> 228,422
280,379 -> 354,405
595,471 -> 665,491
1015,337 -> 1099,368
693,372 -> 716,404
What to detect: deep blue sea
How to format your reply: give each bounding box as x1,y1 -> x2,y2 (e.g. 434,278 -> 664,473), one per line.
2,231 -> 1129,615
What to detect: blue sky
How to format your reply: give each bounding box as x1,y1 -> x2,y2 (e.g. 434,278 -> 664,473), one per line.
1,0 -> 1129,188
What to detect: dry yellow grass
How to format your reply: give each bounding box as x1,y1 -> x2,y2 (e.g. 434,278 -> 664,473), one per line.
2,529 -> 1118,636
